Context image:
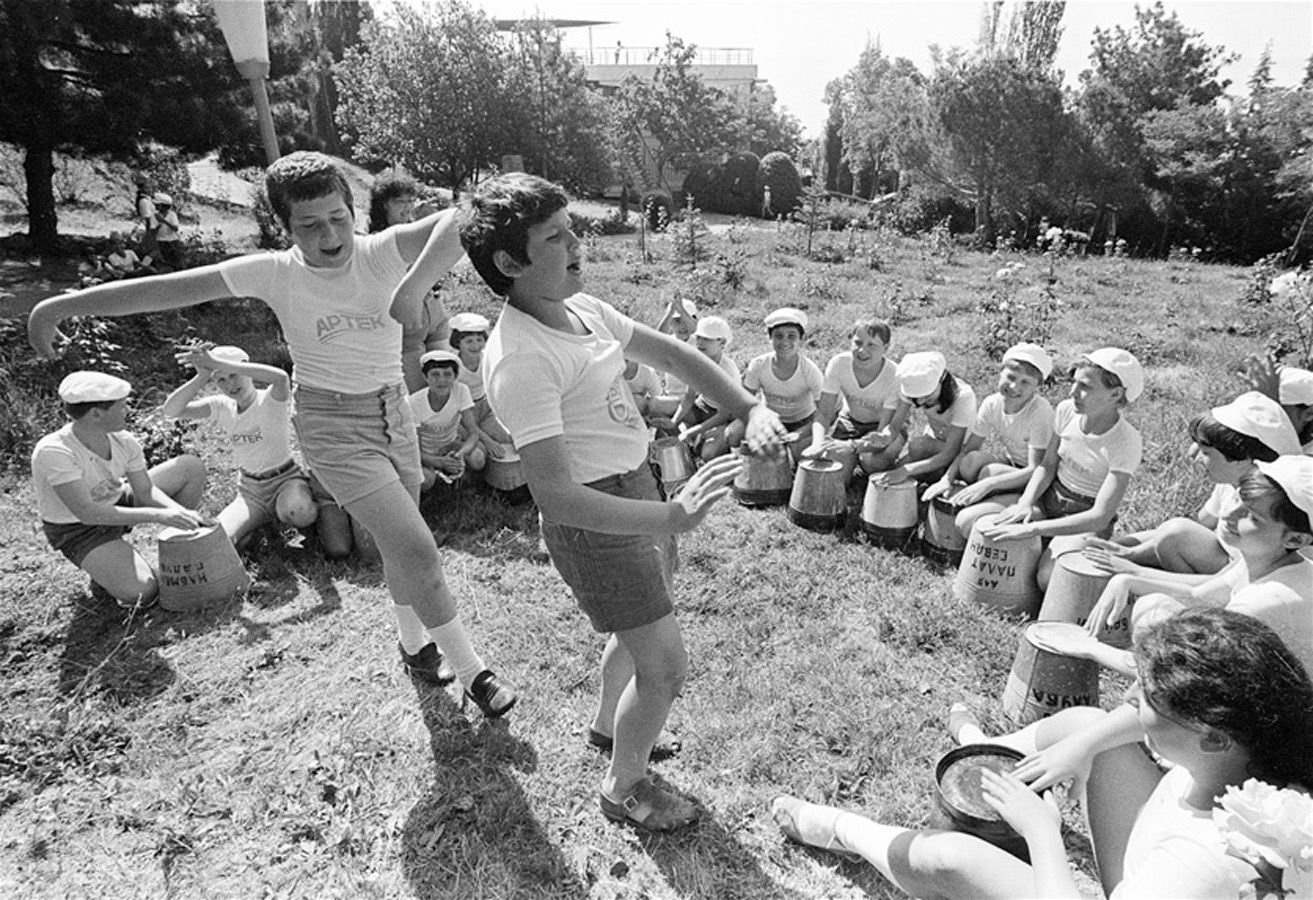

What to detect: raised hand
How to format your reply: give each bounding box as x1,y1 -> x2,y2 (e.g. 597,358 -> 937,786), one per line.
673,454 -> 742,528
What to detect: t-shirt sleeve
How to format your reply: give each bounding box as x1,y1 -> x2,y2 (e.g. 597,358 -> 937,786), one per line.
455,382 -> 474,413
486,351 -> 565,447
1109,834 -> 1249,899
972,393 -> 1000,438
1029,398 -> 1056,448
589,296 -> 635,347
805,358 -> 824,399
743,355 -> 766,392
217,252 -> 278,304
822,355 -> 842,395
1108,423 -> 1143,474
33,442 -> 84,487
117,432 -> 147,473
949,387 -> 977,429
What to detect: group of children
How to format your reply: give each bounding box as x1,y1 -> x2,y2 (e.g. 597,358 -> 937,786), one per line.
26,155 -> 1313,887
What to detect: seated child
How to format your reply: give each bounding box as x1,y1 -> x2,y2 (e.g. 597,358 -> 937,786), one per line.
459,172 -> 786,832
622,358 -> 663,418
1083,456 -> 1313,680
923,342 -> 1055,537
982,347 -> 1143,588
404,349 -> 487,489
1244,357 -> 1313,453
647,296 -> 698,418
870,351 -> 977,487
103,230 -> 154,278
162,344 -> 322,549
448,311 -> 513,450
32,371 -> 207,607
728,307 -> 824,457
802,319 -> 904,484
1089,391 -> 1299,575
772,608 -> 1312,900
666,315 -> 739,462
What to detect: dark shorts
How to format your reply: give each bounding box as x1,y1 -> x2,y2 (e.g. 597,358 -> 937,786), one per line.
1039,478 -> 1097,519
540,465 -> 678,634
832,415 -> 882,440
42,488 -> 135,567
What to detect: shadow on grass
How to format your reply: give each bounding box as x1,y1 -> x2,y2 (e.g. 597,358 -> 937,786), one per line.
421,481 -> 548,566
57,591 -> 176,702
401,686 -> 591,899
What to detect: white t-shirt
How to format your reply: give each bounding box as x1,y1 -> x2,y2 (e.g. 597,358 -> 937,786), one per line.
624,363 -> 662,399
823,352 -> 899,425
744,353 -> 824,423
694,353 -> 741,410
1202,483 -> 1244,562
31,424 -> 146,524
197,389 -> 294,474
1222,558 -> 1313,679
459,355 -> 487,403
217,232 -> 410,392
484,293 -> 649,485
406,383 -> 473,456
971,392 -> 1055,466
1053,399 -> 1143,497
1110,766 -> 1255,899
921,378 -> 978,442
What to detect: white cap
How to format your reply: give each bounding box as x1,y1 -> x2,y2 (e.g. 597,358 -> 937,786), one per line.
673,297 -> 698,320
764,307 -> 808,332
1084,347 -> 1144,403
1255,456 -> 1313,522
58,371 -> 131,403
694,316 -> 733,345
1212,392 -> 1301,457
897,351 -> 947,399
1003,342 -> 1053,380
449,312 -> 490,333
420,349 -> 461,369
1278,367 -> 1313,405
153,192 -> 172,205
209,345 -> 250,364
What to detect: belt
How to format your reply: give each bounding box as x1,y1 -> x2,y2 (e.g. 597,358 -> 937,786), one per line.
241,459 -> 299,481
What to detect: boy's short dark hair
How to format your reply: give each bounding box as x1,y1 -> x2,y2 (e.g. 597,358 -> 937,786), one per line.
448,329 -> 487,350
65,400 -> 116,420
264,152 -> 354,229
460,174 -> 570,296
851,319 -> 891,345
1188,412 -> 1281,463
420,358 -> 459,375
1238,468 -> 1312,535
368,172 -> 418,234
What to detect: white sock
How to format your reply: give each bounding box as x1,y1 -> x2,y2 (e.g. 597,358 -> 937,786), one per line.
393,605 -> 429,655
430,619 -> 487,689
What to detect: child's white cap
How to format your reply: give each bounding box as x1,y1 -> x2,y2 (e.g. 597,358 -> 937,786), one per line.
59,371 -> 131,403
673,297 -> 698,320
210,345 -> 250,364
1254,455 -> 1313,521
764,307 -> 808,332
1003,342 -> 1053,380
449,312 -> 490,333
1084,347 -> 1144,402
1212,392 -> 1301,457
420,349 -> 461,369
1278,367 -> 1313,405
153,192 -> 173,205
897,351 -> 947,399
694,316 -> 733,345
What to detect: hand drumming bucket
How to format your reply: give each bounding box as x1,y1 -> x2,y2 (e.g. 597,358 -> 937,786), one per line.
929,744 -> 1029,861
1037,552 -> 1132,647
860,478 -> 918,548
1002,622 -> 1100,725
787,459 -> 846,532
157,524 -> 250,612
952,513 -> 1043,617
922,482 -> 968,563
485,450 -> 527,492
732,449 -> 794,507
649,437 -> 694,497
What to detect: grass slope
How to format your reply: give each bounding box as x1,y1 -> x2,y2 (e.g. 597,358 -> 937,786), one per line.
0,214 -> 1269,899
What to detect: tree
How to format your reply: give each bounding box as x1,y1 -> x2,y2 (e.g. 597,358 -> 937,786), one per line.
613,33 -> 740,194
0,0 -> 246,251
835,42 -> 930,199
732,83 -> 803,158
334,1 -> 511,192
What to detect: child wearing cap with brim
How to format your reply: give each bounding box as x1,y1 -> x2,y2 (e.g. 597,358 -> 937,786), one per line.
161,345 -> 339,553
871,350 -> 978,487
1085,391 -> 1301,577
31,371 -> 208,608
926,343 -> 1056,537
662,315 -> 740,462
405,349 -> 487,489
982,347 -> 1144,589
648,297 -> 699,418
727,307 -> 824,455
1243,357 -> 1313,453
448,311 -> 514,452
802,319 -> 905,484
1079,455 -> 1313,681
622,357 -> 663,417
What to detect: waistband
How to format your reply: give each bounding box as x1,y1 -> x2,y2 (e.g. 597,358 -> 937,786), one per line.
585,463 -> 656,494
240,459 -> 300,481
294,383 -> 405,403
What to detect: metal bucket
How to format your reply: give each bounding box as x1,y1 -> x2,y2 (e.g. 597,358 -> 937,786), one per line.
1002,622 -> 1101,725
860,478 -> 918,548
952,513 -> 1043,617
732,449 -> 794,507
485,450 -> 527,492
786,459 -> 846,532
922,482 -> 968,563
930,744 -> 1029,861
157,524 -> 250,612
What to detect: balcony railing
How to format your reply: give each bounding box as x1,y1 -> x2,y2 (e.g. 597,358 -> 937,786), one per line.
570,46 -> 754,67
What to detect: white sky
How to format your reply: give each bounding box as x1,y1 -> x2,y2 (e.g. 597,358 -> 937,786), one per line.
449,0 -> 1313,137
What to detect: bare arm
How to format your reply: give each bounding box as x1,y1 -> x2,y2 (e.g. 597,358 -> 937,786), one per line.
389,209 -> 463,331
52,474 -> 201,529
161,371 -> 214,421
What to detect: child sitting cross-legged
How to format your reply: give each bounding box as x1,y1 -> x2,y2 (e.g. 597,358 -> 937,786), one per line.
727,307 -> 824,458
448,311 -> 513,452
456,173 -> 787,832
404,349 -> 486,490
869,350 -> 978,488
660,315 -> 739,462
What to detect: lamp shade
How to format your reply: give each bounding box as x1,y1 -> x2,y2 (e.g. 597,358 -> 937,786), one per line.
213,0 -> 270,67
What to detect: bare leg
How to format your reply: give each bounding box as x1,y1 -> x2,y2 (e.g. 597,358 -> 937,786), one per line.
955,494 -> 1021,539
274,479 -> 318,528
590,633 -> 633,736
148,454 -> 206,509
1085,744 -> 1161,892
601,613 -> 687,796
314,501 -> 353,558
216,495 -> 265,547
81,538 -> 157,604
1146,518 -> 1228,574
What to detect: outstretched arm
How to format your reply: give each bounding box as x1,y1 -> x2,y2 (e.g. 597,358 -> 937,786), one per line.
390,209 -> 463,331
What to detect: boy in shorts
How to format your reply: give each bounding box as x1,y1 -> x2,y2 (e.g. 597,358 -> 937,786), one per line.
404,348 -> 486,489
454,173 -> 786,831
161,344 -> 320,548
32,371 -> 208,608
28,152 -> 513,714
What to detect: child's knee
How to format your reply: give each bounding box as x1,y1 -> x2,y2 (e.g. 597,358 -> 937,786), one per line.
276,484 -> 319,528
467,446 -> 486,471
958,450 -> 990,481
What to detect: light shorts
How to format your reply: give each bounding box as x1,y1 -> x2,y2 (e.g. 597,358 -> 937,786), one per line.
293,384 -> 422,507
540,464 -> 678,634
42,487 -> 135,567
237,461 -> 310,521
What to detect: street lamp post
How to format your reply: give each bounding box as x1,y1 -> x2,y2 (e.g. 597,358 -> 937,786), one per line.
213,0 -> 280,166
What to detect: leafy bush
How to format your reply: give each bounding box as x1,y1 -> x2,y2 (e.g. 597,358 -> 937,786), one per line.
251,183 -> 291,250
642,192 -> 672,233
131,141 -> 191,208
568,209 -> 635,237
758,151 -> 801,216
719,152 -> 760,216
883,184 -> 972,236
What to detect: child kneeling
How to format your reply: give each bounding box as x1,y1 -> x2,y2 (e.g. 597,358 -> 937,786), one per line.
405,349 -> 487,490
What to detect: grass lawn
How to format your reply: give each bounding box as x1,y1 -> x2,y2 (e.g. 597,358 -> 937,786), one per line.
0,205 -> 1280,899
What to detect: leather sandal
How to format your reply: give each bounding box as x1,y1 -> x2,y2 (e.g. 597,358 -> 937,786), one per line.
771,795 -> 861,861
600,776 -> 699,832
586,728 -> 682,761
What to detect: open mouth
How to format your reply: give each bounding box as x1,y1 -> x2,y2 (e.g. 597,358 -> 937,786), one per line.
320,245 -> 344,258
567,260 -> 582,273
